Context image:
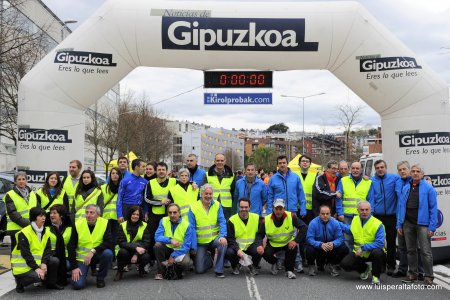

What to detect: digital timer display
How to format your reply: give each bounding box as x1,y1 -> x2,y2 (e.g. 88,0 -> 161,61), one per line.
204,71 -> 273,88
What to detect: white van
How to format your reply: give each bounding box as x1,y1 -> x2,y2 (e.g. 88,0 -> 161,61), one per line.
359,153 -> 383,177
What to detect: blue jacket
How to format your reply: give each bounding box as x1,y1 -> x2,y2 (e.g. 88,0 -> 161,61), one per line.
340,216 -> 385,251
189,166 -> 206,187
267,168 -> 306,215
155,216 -> 196,257
233,176 -> 267,216
370,173 -> 401,216
396,179 -> 438,231
116,174 -> 148,218
306,216 -> 344,249
188,199 -> 227,246
336,175 -> 374,217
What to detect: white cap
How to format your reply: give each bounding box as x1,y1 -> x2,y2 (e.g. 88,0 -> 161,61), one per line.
273,198 -> 285,208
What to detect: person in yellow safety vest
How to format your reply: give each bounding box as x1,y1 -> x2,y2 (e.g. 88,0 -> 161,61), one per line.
4,171 -> 40,251
188,184 -> 228,278
260,199 -> 308,280
144,162 -> 176,264
114,205 -> 150,281
62,160 -> 82,215
73,170 -> 104,220
293,154 -> 318,225
154,203 -> 195,280
68,204 -> 113,289
336,162 -> 374,251
225,198 -> 264,276
36,172 -> 69,212
12,207 -> 62,293
167,168 -> 199,218
340,201 -> 386,285
45,204 -> 73,286
206,153 -> 236,220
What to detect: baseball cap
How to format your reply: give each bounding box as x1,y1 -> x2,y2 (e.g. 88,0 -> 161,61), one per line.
273,198 -> 285,208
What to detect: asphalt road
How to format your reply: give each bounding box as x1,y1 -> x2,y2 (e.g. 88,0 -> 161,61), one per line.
1,261 -> 449,300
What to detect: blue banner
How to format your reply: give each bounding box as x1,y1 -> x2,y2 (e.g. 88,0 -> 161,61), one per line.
204,93 -> 272,105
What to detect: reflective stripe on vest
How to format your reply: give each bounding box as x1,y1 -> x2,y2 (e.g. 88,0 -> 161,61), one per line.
74,188 -> 102,220
162,217 -> 189,250
149,178 -> 177,215
6,190 -> 38,231
115,221 -> 147,255
101,184 -> 118,220
229,212 -> 259,251
264,213 -> 295,247
169,184 -> 199,217
75,217 -> 108,261
11,225 -> 50,275
351,216 -> 385,258
341,177 -> 371,216
191,200 -> 220,244
295,171 -> 316,210
206,174 -> 234,208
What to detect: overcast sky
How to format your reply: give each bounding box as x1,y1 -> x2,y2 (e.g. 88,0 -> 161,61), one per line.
42,0 -> 450,133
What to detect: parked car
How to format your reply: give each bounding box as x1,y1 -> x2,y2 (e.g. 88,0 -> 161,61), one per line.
0,173 -> 14,242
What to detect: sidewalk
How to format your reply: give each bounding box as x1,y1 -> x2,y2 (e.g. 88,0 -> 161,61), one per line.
0,243 -> 14,297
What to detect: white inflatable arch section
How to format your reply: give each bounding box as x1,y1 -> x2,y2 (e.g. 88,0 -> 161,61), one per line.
18,0 -> 449,256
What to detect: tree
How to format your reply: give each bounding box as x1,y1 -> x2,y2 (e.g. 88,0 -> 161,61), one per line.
336,104 -> 364,160
249,147 -> 278,172
224,148 -> 242,171
265,123 -> 289,133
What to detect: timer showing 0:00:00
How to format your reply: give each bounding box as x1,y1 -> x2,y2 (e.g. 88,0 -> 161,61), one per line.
204,71 -> 273,88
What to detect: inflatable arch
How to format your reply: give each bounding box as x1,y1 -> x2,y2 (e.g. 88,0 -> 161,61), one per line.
18,0 -> 449,258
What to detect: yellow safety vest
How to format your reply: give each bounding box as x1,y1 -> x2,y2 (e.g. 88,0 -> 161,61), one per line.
341,177 -> 371,216
162,217 -> 190,250
75,217 -> 108,262
149,178 -> 176,215
62,176 -> 78,213
47,226 -> 72,257
229,212 -> 259,251
115,221 -> 147,255
351,216 -> 385,258
264,213 -> 295,247
6,190 -> 38,231
11,225 -> 50,275
294,171 -> 317,210
101,184 -> 118,220
190,200 -> 220,244
206,174 -> 234,208
36,188 -> 66,212
169,183 -> 199,217
74,188 -> 102,220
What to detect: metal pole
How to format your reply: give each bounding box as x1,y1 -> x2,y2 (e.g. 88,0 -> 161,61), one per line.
302,97 -> 305,154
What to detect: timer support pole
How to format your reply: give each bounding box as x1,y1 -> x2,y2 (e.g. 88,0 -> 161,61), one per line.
281,93 -> 326,154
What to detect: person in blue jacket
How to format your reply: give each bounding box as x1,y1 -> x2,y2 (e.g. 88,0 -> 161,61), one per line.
185,154 -> 206,187
233,163 -> 267,216
306,204 -> 349,277
369,159 -> 401,276
396,164 -> 437,286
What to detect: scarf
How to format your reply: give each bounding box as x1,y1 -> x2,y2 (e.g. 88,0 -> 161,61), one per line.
325,172 -> 337,192
31,221 -> 44,241
17,186 -> 29,201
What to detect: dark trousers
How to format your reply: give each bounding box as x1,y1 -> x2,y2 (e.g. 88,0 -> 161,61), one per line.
108,219 -> 119,259
306,244 -> 349,266
116,248 -> 150,272
8,230 -> 19,252
222,207 -> 232,220
340,248 -> 386,277
154,242 -> 192,274
148,213 -> 165,261
225,243 -> 262,268
15,256 -> 59,287
263,243 -> 297,272
397,232 -> 424,275
375,215 -> 397,269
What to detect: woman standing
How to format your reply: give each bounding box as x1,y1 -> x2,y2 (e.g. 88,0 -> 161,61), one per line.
74,170 -> 103,220
36,172 -> 68,212
168,168 -> 199,217
5,172 -> 40,250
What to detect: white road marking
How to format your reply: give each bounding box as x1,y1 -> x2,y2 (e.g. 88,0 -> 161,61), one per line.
432,264 -> 450,290
246,275 -> 262,300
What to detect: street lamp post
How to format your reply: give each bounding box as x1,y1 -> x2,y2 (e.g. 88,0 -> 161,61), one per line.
281,92 -> 326,154
60,20 -> 77,41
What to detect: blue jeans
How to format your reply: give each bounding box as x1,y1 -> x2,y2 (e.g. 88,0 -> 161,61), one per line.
195,237 -> 226,274
71,249 -> 113,290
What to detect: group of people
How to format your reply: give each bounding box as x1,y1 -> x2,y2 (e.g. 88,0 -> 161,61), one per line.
2,153 -> 438,293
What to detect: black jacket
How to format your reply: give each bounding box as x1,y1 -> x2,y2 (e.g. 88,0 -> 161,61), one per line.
312,173 -> 341,216
5,186 -> 41,230
116,220 -> 151,253
17,226 -> 52,270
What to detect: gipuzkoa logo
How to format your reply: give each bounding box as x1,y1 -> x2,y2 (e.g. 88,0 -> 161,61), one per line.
360,57 -> 422,72
162,17 -> 319,51
54,51 -> 117,67
26,170 -> 67,185
428,174 -> 450,188
18,128 -> 72,143
399,132 -> 450,148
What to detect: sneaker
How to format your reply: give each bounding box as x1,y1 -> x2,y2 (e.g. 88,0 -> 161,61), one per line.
144,263 -> 151,274
372,276 -> 380,285
232,265 -> 240,275
276,260 -> 284,270
308,266 -> 317,276
286,271 -> 296,279
123,265 -> 130,272
294,264 -> 304,274
15,284 -> 24,294
271,264 -> 279,275
224,260 -> 231,268
96,280 -> 105,288
360,265 -> 371,280
215,272 -> 225,278
154,273 -> 163,280
329,264 -> 340,277
248,265 -> 258,276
